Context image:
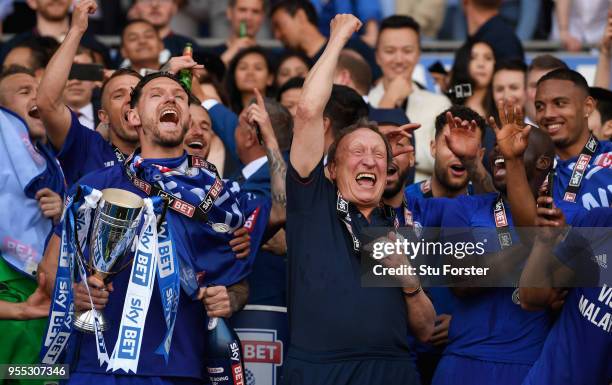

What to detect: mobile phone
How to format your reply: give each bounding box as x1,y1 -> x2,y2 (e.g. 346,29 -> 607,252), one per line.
254,122 -> 264,146
543,171 -> 555,209
68,63 -> 104,81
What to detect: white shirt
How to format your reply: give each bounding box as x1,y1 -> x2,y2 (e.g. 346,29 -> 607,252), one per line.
77,103 -> 95,130
242,156 -> 268,180
552,0 -> 612,45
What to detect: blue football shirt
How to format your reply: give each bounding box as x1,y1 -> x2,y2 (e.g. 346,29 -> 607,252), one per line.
439,193 -> 553,365
554,140 -> 612,210
58,158 -> 248,379
55,111 -> 121,187
522,286 -> 612,385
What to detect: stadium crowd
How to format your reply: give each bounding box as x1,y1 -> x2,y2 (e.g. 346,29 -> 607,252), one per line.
0,0 -> 611,385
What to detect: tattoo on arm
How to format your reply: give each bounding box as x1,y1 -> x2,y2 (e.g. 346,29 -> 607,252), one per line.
266,147 -> 287,208
465,160 -> 497,194
228,280 -> 249,313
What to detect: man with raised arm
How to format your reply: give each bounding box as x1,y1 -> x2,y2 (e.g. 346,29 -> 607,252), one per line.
284,14 -> 435,385
40,72 -> 250,383
36,0 -> 201,187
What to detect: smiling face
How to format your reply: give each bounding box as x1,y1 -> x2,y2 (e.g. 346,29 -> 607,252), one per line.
101,74 -> 141,144
121,21 -> 163,67
329,128 -> 388,211
535,79 -> 593,149
276,56 -> 309,87
490,134 -> 546,193
184,104 -> 212,158
132,77 -> 190,148
64,53 -> 96,110
492,69 -> 526,108
235,52 -> 272,93
469,42 -> 495,89
376,27 -> 420,81
0,72 -> 45,141
431,125 -> 471,191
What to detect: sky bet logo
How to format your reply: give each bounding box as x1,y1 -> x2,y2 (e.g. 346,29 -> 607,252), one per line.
132,228 -> 153,286
118,325 -> 141,359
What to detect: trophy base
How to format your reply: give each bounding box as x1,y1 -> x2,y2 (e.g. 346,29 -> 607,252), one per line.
73,309 -> 109,333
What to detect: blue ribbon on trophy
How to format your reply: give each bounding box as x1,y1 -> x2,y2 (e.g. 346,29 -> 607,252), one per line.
41,185 -> 101,364
154,216 -> 181,363
41,186 -> 182,374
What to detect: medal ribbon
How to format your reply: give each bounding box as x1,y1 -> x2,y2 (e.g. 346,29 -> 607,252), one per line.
153,216 -> 181,363
123,151 -> 224,225
336,191 -> 401,253
493,195 -> 512,249
41,186 -> 101,364
562,134 -> 599,202
109,198 -> 158,373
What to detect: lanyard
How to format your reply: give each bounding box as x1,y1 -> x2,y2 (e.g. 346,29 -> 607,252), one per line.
562,134 -> 599,203
123,151 -> 223,224
336,191 -> 400,253
112,144 -> 126,164
493,194 -> 512,249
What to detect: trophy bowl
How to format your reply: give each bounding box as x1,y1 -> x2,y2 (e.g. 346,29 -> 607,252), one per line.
73,188 -> 144,333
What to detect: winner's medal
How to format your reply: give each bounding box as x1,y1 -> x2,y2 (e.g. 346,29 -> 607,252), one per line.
212,223 -> 230,233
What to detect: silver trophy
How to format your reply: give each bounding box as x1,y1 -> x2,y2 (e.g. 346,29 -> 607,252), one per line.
73,188 -> 144,333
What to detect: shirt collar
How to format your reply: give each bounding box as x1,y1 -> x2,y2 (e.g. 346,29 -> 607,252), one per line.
79,103 -> 94,122
241,155 -> 268,180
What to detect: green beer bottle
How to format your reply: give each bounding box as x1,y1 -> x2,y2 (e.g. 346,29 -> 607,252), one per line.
239,21 -> 247,38
179,43 -> 193,92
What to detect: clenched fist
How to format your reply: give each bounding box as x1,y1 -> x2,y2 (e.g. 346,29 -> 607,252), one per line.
71,0 -> 98,35
329,14 -> 362,46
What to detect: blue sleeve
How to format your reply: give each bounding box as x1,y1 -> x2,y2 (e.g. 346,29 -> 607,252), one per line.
55,111 -> 107,186
405,195 -> 465,227
208,103 -> 240,164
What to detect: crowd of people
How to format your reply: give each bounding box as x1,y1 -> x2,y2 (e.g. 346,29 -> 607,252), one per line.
0,0 -> 611,385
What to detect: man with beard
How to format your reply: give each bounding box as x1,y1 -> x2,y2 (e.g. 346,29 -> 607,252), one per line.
429,101 -> 571,385
40,72 -> 250,383
405,106 -> 486,200
284,14 -> 434,385
37,0 -> 200,186
400,106 -> 485,385
535,68 -> 612,212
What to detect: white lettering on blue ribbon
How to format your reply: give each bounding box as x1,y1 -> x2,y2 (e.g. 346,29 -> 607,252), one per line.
109,198 -> 158,373
41,186 -> 103,365
154,219 -> 180,362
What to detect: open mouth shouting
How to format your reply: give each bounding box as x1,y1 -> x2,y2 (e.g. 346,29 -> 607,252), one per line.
356,172 -> 377,188
28,105 -> 40,120
493,156 -> 506,179
386,163 -> 398,185
449,162 -> 466,177
159,105 -> 180,129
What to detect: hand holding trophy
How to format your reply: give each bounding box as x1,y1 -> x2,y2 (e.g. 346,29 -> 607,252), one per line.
73,188 -> 144,333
